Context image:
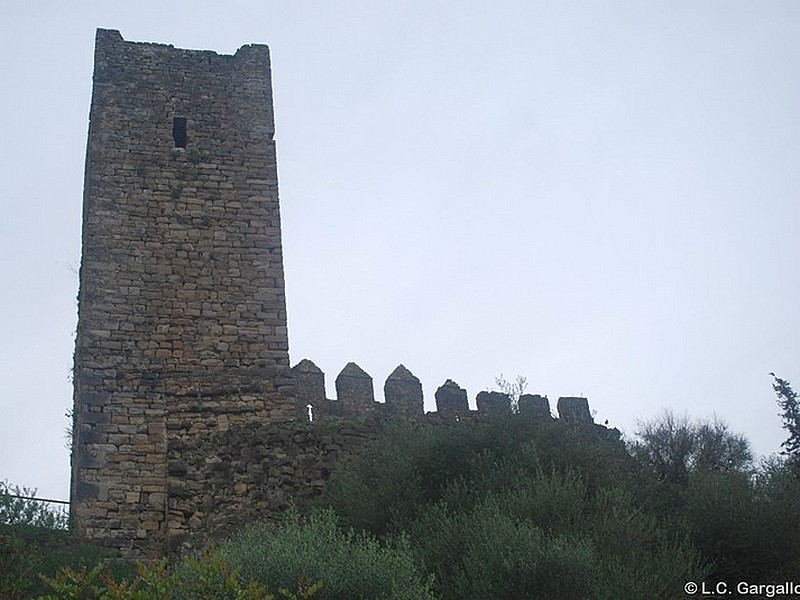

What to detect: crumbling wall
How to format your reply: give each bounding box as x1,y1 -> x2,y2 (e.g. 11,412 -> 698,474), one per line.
167,420 -> 378,550
290,359 -> 594,425
167,363 -> 613,552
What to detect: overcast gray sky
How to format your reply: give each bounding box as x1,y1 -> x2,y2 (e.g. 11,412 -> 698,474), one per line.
2,1 -> 799,501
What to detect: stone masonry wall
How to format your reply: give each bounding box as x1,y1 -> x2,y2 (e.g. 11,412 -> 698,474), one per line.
167,363 -> 614,552
71,29 -> 294,556
291,359 -> 596,426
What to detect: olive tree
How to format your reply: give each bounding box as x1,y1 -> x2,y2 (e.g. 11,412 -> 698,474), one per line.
629,411 -> 752,484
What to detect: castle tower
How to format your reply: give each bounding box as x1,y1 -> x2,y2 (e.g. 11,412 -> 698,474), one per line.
70,29 -> 294,553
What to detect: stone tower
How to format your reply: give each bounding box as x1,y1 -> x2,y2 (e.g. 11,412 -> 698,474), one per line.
70,29 -> 294,553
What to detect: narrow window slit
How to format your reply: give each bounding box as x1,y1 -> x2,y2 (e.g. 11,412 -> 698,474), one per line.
172,117 -> 187,148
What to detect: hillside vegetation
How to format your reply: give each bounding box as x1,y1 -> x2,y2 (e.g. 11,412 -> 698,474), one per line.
4,395 -> 800,598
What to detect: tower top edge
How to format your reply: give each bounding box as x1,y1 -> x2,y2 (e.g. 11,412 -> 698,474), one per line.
94,28 -> 270,58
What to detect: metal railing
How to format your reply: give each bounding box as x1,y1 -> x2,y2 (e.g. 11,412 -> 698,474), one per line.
3,493 -> 70,505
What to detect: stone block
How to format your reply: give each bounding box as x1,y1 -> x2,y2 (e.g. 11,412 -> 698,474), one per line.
476,391 -> 512,415
292,359 -> 326,415
335,362 -> 374,406
384,364 -> 423,417
518,394 -> 551,418
435,379 -> 469,415
557,397 -> 593,424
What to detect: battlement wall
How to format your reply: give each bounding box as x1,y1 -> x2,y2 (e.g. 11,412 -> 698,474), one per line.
165,370 -> 610,552
292,359 -> 594,424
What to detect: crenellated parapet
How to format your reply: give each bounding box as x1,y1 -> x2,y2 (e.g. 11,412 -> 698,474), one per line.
290,359 -> 596,426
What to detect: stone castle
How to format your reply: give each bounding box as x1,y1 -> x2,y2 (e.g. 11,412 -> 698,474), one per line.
70,30 -> 600,555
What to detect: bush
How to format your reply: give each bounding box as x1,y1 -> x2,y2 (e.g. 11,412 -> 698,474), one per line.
38,553 -> 289,599
0,525 -> 126,598
0,480 -> 94,598
407,465 -> 704,599
322,415 -> 635,535
409,479 -> 596,599
447,501 -> 596,600
217,510 -> 436,600
629,412 -> 752,485
681,460 -> 800,582
0,480 -> 68,529
588,486 -> 707,598
0,530 -> 42,600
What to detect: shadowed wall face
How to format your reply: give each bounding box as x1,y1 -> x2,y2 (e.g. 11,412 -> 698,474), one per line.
70,29 -> 293,554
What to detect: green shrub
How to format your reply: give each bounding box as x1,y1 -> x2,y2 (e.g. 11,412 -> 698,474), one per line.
410,493 -> 595,600
588,486 -> 707,599
38,551 -> 315,599
0,481 -> 112,598
0,480 -> 68,529
217,510 -> 435,600
322,416 -> 635,535
0,530 -> 42,599
681,464 -> 800,581
408,466 -> 704,599
0,524 -> 126,597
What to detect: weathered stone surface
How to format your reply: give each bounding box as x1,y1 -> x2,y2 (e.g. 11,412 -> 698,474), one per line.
435,379 -> 469,416
335,362 -> 374,407
384,365 -> 423,418
69,29 -> 613,559
292,359 -> 326,418
71,28 -> 295,556
519,394 -> 552,419
557,397 -> 593,424
476,391 -> 512,415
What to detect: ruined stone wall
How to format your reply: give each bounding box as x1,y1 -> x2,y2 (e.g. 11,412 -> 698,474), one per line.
71,29 -> 293,555
290,359 -> 593,425
167,420 -> 378,551
167,362 -> 610,552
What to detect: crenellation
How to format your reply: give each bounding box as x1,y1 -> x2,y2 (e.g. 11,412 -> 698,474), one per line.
476,391 -> 513,415
557,396 -> 593,424
519,393 -> 552,418
384,365 -> 423,419
435,379 -> 470,416
335,362 -> 375,408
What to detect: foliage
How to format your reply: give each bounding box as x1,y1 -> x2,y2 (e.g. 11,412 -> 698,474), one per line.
11,393 -> 800,597
0,530 -> 43,600
38,550 -> 317,599
0,480 -> 68,529
629,411 -> 752,484
494,373 -> 528,411
771,373 -> 800,473
679,465 -> 800,582
323,416 -> 705,598
754,455 -> 800,578
217,509 -> 435,600
0,524 -> 128,599
425,499 -> 596,599
0,480 -> 88,598
406,461 -> 705,599
322,415 -> 636,535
